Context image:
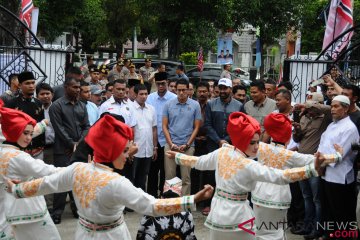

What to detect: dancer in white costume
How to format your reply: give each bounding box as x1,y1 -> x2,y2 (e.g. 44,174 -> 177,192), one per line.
166,112 -> 341,240
6,115 -> 214,240
0,102 -> 60,240
252,113 -> 341,240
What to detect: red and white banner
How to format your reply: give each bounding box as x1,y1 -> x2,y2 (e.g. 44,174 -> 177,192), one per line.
20,0 -> 34,28
322,0 -> 353,59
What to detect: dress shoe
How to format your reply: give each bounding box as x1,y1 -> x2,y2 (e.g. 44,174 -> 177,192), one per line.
51,214 -> 61,224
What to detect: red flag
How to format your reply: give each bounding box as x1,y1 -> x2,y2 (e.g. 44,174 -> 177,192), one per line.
197,47 -> 204,72
19,0 -> 34,28
322,0 -> 353,60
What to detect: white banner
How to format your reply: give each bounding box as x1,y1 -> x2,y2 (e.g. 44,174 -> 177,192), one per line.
31,7 -> 39,45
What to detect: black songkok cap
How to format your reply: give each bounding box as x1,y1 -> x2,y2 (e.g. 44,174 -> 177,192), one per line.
155,72 -> 168,81
18,71 -> 35,83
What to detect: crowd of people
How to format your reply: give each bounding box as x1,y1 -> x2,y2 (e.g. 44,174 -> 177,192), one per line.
0,59 -> 359,240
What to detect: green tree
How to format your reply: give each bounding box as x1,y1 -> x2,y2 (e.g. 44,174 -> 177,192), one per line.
72,0 -> 106,52
138,0 -> 236,58
300,0 -> 327,54
33,0 -> 84,42
180,19 -> 217,53
101,0 -> 141,52
234,0 -> 312,75
300,0 -> 360,55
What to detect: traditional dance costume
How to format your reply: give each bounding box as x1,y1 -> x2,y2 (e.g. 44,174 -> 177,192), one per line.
9,115 -> 208,240
0,104 -> 60,240
251,113 -> 340,240
170,112 -> 337,240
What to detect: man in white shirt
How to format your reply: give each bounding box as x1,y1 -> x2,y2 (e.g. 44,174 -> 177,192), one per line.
318,95 -> 359,239
132,84 -> 157,191
99,79 -> 137,128
98,79 -> 137,185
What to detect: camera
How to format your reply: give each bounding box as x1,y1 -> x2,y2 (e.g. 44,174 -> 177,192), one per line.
310,79 -> 324,87
351,142 -> 360,151
292,110 -> 301,123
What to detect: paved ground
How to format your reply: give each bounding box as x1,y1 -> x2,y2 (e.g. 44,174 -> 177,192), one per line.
57,204 -> 303,239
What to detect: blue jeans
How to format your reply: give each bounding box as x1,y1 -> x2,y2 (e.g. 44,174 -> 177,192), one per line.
132,157 -> 152,191
299,177 -> 321,234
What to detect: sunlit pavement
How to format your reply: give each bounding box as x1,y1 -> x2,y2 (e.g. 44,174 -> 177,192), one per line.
57,204 -> 303,239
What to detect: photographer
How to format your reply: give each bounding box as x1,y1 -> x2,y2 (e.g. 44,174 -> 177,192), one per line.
292,95 -> 332,239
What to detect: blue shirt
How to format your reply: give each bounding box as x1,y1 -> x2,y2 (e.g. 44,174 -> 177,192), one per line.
146,90 -> 177,147
163,97 -> 202,146
86,101 -> 99,126
175,73 -> 189,81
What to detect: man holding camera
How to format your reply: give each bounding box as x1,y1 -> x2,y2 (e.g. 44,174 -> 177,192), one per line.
292,93 -> 332,239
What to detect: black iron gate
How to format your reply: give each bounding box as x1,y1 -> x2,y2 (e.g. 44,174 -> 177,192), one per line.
0,5 -> 74,93
283,25 -> 360,103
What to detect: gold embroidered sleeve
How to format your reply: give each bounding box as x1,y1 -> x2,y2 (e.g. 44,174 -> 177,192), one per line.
13,178 -> 44,198
283,163 -> 318,182
175,153 -> 198,168
257,143 -> 291,169
322,152 -> 342,166
154,196 -> 196,215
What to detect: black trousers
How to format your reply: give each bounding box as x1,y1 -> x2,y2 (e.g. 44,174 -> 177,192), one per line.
191,139 -> 209,195
200,140 -> 217,207
52,154 -> 75,216
132,157 -> 152,191
147,143 -> 165,197
287,182 -> 305,228
320,179 -> 357,239
118,161 -> 133,182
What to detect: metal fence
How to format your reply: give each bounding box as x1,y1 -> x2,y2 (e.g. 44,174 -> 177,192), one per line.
283,54 -> 360,103
283,23 -> 360,104
0,5 -> 73,94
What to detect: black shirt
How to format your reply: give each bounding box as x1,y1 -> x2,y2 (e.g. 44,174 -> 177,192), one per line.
49,96 -> 90,155
52,84 -> 64,102
5,94 -> 45,150
349,110 -> 360,179
349,110 -> 360,134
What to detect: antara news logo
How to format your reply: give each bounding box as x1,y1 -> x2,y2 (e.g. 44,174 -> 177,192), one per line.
238,218 -> 358,238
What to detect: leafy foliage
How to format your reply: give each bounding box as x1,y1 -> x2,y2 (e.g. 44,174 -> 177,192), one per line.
300,0 -> 327,54
33,0 -> 84,42
179,52 -> 198,65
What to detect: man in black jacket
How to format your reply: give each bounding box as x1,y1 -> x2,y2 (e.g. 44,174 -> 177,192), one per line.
49,77 -> 90,224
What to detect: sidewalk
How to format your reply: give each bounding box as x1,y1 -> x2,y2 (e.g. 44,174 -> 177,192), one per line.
57,204 -> 303,239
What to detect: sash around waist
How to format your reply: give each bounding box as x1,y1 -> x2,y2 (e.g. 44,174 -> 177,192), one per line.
215,188 -> 248,202
78,215 -> 124,232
